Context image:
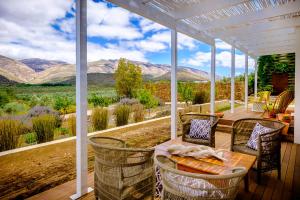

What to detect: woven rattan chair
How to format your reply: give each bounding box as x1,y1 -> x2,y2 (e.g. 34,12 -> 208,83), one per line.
230,118 -> 285,183
180,113 -> 219,147
89,136 -> 155,200
265,90 -> 294,118
155,155 -> 247,200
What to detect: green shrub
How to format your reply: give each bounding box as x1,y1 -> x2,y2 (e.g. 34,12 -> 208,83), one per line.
136,89 -> 159,109
3,102 -> 26,114
91,107 -> 109,131
25,132 -> 37,144
53,96 -> 73,114
67,115 -> 76,136
27,106 -> 62,128
178,82 -> 195,105
88,94 -> 112,107
0,92 -> 9,108
0,119 -> 24,151
32,114 -> 57,143
114,104 -> 130,126
133,103 -> 144,122
193,90 -> 210,104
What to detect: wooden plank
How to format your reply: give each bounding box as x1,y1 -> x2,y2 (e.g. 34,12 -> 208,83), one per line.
252,172 -> 270,200
272,142 -> 292,200
261,170 -> 277,200
281,144 -> 297,200
292,144 -> 300,200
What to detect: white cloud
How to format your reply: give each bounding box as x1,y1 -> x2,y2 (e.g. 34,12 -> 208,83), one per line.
184,50 -> 255,69
215,39 -> 232,50
139,18 -> 167,33
178,33 -> 198,50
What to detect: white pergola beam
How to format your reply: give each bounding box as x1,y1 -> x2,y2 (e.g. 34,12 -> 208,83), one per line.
107,0 -> 214,45
211,18 -> 300,37
200,0 -> 300,31
210,43 -> 216,114
231,47 -> 235,113
244,39 -> 296,48
71,0 -> 89,199
245,53 -> 248,110
295,27 -> 300,144
255,48 -> 295,56
254,59 -> 258,98
236,33 -> 296,42
171,29 -> 177,140
174,0 -> 246,20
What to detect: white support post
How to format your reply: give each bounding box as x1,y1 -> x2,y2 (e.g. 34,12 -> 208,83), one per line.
231,47 -> 235,113
245,53 -> 248,110
254,59 -> 258,98
295,28 -> 300,144
171,29 -> 177,140
71,0 -> 91,199
210,43 -> 216,114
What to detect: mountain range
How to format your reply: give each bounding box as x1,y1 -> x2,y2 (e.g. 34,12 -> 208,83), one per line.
0,54 -> 217,85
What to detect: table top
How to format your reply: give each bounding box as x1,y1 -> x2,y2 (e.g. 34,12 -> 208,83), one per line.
155,137 -> 257,175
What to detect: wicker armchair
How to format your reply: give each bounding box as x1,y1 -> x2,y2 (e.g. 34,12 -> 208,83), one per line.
89,136 -> 155,200
265,90 -> 294,118
155,155 -> 247,200
180,113 -> 219,147
230,118 -> 285,183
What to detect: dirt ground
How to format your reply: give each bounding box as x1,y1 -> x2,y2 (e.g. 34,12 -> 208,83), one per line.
0,121 -> 172,200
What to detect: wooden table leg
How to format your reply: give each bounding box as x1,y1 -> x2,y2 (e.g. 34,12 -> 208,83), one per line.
244,172 -> 249,192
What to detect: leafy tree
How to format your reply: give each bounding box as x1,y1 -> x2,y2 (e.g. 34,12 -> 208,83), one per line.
114,58 -> 142,98
136,89 -> 158,109
53,96 -> 73,115
178,82 -> 194,105
88,94 -> 112,107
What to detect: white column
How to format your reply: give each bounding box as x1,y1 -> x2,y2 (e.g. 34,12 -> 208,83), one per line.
210,43 -> 216,114
295,28 -> 300,144
244,53 -> 248,110
71,0 -> 89,199
254,59 -> 258,98
231,47 -> 235,113
171,29 -> 177,140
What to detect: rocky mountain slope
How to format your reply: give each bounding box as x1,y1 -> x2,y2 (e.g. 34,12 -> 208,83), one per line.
0,55 -> 215,84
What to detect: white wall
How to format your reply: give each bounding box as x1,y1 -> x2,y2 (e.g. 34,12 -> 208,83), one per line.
295,28 -> 300,144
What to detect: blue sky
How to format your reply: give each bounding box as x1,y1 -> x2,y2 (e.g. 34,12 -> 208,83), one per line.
0,0 -> 254,77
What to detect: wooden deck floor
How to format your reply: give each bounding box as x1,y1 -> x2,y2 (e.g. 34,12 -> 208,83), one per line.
27,132 -> 300,200
222,106 -> 263,122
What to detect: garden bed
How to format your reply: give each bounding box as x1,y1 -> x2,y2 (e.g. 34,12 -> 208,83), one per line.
0,117 -> 171,199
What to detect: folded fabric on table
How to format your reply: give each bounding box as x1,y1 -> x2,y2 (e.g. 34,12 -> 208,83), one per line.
167,144 -> 227,161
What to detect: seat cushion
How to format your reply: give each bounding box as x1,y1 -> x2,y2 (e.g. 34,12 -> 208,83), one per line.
189,119 -> 211,140
246,123 -> 274,150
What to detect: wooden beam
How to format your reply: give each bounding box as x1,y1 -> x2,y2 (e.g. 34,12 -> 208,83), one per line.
107,0 -> 214,45
171,29 -> 177,140
200,0 -> 300,31
71,0 -> 89,199
174,0 -> 246,20
210,43 -> 216,114
231,47 -> 235,113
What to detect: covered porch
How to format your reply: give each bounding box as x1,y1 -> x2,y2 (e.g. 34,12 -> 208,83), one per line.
29,0 -> 300,199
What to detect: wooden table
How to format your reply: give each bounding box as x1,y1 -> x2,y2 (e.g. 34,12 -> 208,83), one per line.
155,137 -> 256,191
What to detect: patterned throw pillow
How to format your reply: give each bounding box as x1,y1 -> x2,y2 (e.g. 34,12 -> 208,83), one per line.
246,123 -> 274,150
189,119 -> 211,140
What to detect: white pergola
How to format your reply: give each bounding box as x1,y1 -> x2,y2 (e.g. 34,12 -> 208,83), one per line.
73,0 -> 300,198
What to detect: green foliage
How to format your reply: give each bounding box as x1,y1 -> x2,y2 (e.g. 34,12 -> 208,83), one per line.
114,104 -> 131,126
3,102 -> 26,114
193,90 -> 210,104
91,107 -> 108,131
0,92 -> 9,108
25,132 -> 37,144
136,89 -> 159,109
248,73 -> 255,95
53,96 -> 73,114
133,103 -> 144,122
114,58 -> 142,98
260,85 -> 273,92
32,114 -> 57,143
178,82 -> 194,105
88,94 -> 112,107
27,106 -> 62,128
0,119 -> 24,151
67,115 -> 76,136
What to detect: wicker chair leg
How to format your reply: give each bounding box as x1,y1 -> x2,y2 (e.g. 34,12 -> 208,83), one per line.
257,171 -> 261,184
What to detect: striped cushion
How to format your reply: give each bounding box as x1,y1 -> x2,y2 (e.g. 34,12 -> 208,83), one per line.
246,123 -> 274,150
189,119 -> 211,140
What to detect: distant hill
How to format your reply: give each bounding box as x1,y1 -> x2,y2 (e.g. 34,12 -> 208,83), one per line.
0,55 -> 218,85
20,58 -> 68,72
